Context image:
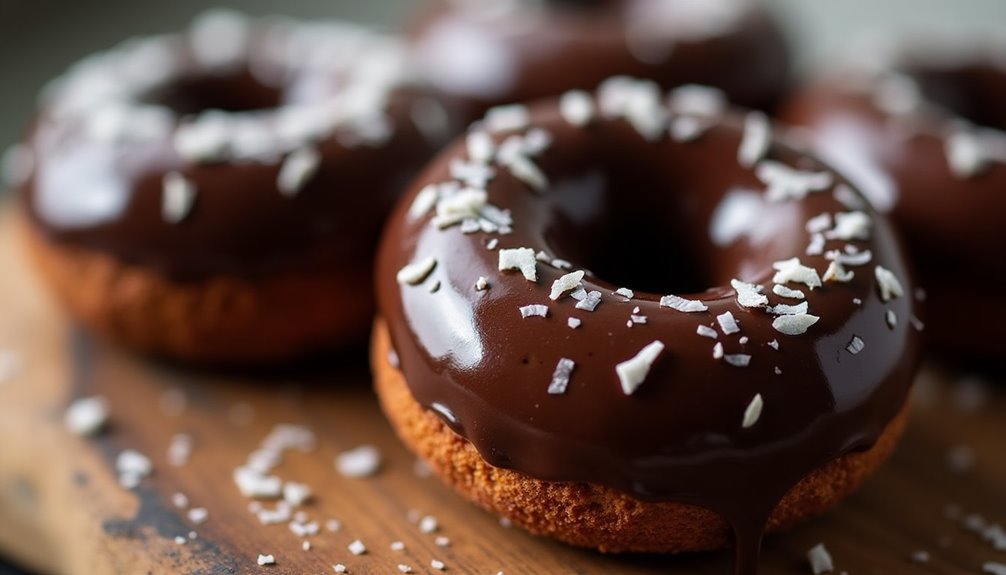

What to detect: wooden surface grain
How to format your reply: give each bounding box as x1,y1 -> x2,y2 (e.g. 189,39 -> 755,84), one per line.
0,201 -> 1004,574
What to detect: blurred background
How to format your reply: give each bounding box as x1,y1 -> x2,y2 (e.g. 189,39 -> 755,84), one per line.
0,0 -> 1003,572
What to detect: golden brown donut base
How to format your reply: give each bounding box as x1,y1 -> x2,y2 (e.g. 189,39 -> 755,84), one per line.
371,319 -> 910,553
22,219 -> 373,365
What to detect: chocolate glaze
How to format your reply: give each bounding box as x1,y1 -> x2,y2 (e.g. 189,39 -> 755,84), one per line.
781,54 -> 1006,360
376,92 -> 922,573
409,0 -> 790,118
20,19 -> 454,284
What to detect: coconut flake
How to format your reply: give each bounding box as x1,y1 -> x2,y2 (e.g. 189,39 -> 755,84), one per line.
548,358 -> 576,395
886,310 -> 897,329
660,295 -> 708,313
615,341 -> 665,395
773,285 -> 806,300
807,543 -> 834,574
724,354 -> 752,368
742,394 -> 764,427
713,342 -> 725,359
772,313 -> 820,336
717,312 -> 741,335
348,539 -> 367,555
738,111 -> 772,168
549,271 -> 585,300
757,160 -> 833,203
826,211 -> 872,241
475,276 -> 489,291
846,335 -> 866,355
696,325 -> 719,339
396,257 -> 437,285
826,248 -> 873,267
575,290 -> 602,312
768,339 -> 780,350
822,261 -> 855,283
806,233 -> 826,256
946,129 -> 987,178
668,84 -> 726,117
875,266 -> 905,302
277,147 -> 321,197
768,302 -> 809,316
162,172 -> 197,224
731,279 -> 768,308
336,445 -> 381,478
615,287 -> 635,300
519,304 -> 549,319
484,104 -> 530,133
409,184 -> 440,220
466,131 -> 495,164
504,154 -> 549,192
805,213 -> 833,234
257,554 -> 276,566
833,183 -> 866,209
567,317 -> 581,329
772,258 -> 822,290
498,248 -> 538,281
559,90 -> 595,127
64,396 -> 109,436
433,187 -> 488,228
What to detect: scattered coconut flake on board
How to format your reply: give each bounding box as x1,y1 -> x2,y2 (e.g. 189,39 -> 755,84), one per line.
257,554 -> 275,566
773,258 -> 822,290
336,445 -> 381,478
64,396 -> 109,436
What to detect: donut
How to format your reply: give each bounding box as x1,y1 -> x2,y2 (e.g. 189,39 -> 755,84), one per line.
780,38 -> 1006,361
408,0 -> 790,119
373,78 -> 923,569
15,11 -> 457,364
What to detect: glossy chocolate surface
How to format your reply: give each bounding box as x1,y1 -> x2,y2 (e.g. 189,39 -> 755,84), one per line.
409,0 -> 790,117
20,19 -> 451,283
377,93 -> 921,572
781,57 -> 1006,359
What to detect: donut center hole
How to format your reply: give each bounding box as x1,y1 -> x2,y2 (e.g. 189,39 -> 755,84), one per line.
546,171 -> 711,296
143,71 -> 282,115
909,65 -> 1006,131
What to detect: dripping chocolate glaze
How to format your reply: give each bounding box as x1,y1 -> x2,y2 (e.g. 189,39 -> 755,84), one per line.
20,23 -> 454,283
780,54 -> 1006,359
376,100 -> 922,574
408,0 -> 791,117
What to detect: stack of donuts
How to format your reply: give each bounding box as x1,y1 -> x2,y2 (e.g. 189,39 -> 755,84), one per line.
7,0 -> 1003,572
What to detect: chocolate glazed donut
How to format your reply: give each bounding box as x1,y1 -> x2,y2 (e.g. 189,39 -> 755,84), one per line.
780,39 -> 1006,361
14,11 -> 457,364
408,0 -> 790,119
374,79 -> 922,574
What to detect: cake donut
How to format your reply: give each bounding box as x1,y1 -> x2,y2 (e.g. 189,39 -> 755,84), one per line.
373,78 -> 922,572
780,38 -> 1006,361
408,0 -> 790,119
15,11 -> 457,364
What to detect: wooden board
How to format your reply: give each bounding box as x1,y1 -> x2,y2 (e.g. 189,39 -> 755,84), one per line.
0,199 -> 1004,575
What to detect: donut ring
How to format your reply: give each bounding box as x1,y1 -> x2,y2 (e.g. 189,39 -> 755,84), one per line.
15,11 -> 456,364
374,78 -> 922,565
409,0 -> 790,118
780,38 -> 1006,361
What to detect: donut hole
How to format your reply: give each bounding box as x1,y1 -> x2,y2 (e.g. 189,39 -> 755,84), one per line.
544,168 -> 712,296
908,64 -> 1006,131
143,70 -> 283,115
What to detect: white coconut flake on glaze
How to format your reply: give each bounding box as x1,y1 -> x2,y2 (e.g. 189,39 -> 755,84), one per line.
773,285 -> 806,300
559,90 -> 595,127
717,312 -> 741,335
772,258 -> 822,290
660,295 -> 708,313
742,394 -> 764,428
757,160 -> 833,203
549,271 -> 585,300
162,172 -> 197,224
875,266 -> 905,302
397,257 -> 437,285
548,358 -> 576,395
615,341 -> 665,395
519,304 -> 549,319
731,279 -> 768,308
498,248 -> 538,281
772,313 -> 820,336
738,111 -> 772,168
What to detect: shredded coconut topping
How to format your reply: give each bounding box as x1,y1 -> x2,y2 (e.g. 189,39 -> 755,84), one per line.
277,147 -> 321,197
519,304 -> 549,319
724,354 -> 752,368
615,287 -> 635,300
660,295 -> 708,313
742,394 -> 764,428
559,90 -> 595,127
475,276 -> 489,291
826,248 -> 873,267
466,131 -> 496,164
336,445 -> 381,478
826,211 -> 872,241
773,258 -> 822,290
696,325 -> 719,339
822,261 -> 855,283
396,257 -> 437,285
886,309 -> 898,329
875,266 -> 905,302
713,342 -> 725,359
773,285 -> 806,300
731,279 -> 768,308
738,111 -> 772,168
498,248 -> 538,281
717,312 -> 741,335
484,104 -> 530,133
575,290 -> 603,312
615,341 -> 665,395
768,302 -> 809,316
846,335 -> 866,355
549,271 -> 585,300
772,313 -> 820,336
806,233 -> 826,256
757,161 -> 833,203
567,317 -> 581,329
668,84 -> 727,117
162,172 -> 197,224
807,543 -> 834,575
548,358 -> 576,395
805,213 -> 833,234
